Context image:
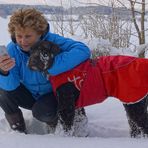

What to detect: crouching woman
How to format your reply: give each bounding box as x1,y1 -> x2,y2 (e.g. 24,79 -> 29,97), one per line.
0,8 -> 90,136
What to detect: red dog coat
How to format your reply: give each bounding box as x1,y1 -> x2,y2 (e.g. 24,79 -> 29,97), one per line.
49,55 -> 148,107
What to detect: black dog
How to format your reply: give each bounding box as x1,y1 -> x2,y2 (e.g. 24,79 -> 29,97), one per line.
28,41 -> 87,134
28,40 -> 148,138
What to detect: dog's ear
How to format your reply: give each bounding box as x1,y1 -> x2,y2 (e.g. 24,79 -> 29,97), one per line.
50,43 -> 61,56
43,41 -> 61,56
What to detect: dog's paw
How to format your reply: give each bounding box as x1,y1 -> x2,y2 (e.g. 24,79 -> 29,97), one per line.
58,107 -> 75,131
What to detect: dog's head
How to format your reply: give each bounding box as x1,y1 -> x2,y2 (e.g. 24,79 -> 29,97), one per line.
28,41 -> 60,72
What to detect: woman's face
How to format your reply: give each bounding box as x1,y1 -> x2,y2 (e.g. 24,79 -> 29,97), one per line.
15,27 -> 41,52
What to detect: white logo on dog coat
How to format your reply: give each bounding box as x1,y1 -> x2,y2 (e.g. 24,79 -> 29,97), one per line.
67,75 -> 85,91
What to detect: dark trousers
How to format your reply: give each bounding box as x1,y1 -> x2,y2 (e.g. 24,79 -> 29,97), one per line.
0,84 -> 58,123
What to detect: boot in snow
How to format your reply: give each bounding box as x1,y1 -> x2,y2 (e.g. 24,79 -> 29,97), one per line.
5,111 -> 27,134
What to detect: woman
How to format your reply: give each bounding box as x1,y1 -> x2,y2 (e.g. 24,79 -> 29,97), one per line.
0,8 -> 90,135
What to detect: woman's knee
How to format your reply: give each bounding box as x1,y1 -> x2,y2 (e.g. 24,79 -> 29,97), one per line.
32,102 -> 58,123
0,84 -> 25,103
32,93 -> 58,123
0,84 -> 35,113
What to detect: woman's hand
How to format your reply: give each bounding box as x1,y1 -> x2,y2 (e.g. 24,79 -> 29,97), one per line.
0,54 -> 15,74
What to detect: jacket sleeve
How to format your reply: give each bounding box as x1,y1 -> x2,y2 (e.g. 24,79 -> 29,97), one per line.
47,33 -> 91,75
0,43 -> 20,91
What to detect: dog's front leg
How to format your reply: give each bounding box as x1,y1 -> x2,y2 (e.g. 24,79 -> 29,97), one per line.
56,82 -> 80,134
123,95 -> 148,137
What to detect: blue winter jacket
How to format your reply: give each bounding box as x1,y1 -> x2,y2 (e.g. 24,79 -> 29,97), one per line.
0,31 -> 90,99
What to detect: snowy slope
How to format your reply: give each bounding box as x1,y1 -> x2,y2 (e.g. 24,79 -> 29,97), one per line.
1,98 -> 148,148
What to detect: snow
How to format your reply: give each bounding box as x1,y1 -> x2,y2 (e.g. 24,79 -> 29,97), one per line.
1,99 -> 148,148
0,14 -> 148,148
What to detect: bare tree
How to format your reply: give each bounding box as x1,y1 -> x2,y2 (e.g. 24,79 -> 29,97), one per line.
79,15 -> 90,38
116,0 -> 147,57
51,14 -> 65,36
76,0 -> 147,56
79,1 -> 132,48
50,0 -> 66,36
129,0 -> 146,45
50,0 -> 79,36
64,0 -> 80,36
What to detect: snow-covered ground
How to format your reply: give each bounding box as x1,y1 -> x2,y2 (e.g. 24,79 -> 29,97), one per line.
1,99 -> 148,148
0,14 -> 148,148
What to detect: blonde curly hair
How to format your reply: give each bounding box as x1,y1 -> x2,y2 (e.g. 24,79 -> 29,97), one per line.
8,8 -> 48,37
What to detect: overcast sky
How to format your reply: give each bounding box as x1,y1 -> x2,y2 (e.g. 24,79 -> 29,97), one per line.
0,0 -> 110,6
0,0 -> 147,9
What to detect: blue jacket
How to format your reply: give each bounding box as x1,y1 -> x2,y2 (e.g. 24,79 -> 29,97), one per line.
0,31 -> 90,99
